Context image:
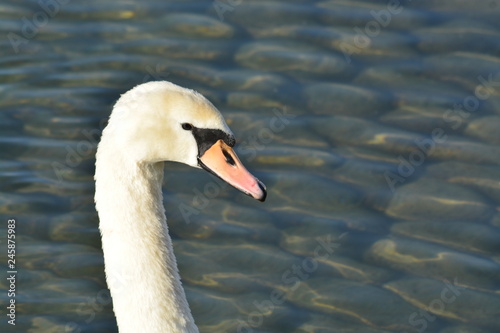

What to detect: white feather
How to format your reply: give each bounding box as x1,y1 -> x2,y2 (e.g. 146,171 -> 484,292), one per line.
95,81 -> 232,333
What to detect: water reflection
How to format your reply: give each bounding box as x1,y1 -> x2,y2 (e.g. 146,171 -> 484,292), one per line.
1,0 -> 500,332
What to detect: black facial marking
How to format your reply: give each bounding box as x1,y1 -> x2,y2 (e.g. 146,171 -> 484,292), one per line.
223,150 -> 236,166
191,126 -> 235,157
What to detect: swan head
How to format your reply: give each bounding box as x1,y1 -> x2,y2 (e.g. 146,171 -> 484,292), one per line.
103,81 -> 266,201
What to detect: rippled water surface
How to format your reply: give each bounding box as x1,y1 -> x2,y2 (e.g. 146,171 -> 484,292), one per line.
1,1 -> 500,332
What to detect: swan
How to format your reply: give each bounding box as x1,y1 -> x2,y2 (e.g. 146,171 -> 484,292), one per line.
94,81 -> 266,333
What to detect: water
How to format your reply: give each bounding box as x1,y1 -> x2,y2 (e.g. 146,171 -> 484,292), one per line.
1,0 -> 500,332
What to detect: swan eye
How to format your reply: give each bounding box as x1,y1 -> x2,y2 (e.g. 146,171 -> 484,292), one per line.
181,123 -> 193,131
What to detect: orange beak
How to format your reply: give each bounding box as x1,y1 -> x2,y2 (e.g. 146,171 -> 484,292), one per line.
198,139 -> 267,202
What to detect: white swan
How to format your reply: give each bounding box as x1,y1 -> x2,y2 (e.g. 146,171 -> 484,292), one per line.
94,81 -> 266,333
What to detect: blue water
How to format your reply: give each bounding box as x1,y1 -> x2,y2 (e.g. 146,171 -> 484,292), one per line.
1,1 -> 500,332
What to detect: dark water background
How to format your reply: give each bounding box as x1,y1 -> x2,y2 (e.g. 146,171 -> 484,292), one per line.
1,0 -> 500,332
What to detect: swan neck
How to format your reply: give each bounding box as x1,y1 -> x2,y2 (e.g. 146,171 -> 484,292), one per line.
95,154 -> 198,333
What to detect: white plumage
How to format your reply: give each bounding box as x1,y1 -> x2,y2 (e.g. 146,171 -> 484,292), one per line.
95,81 -> 248,333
